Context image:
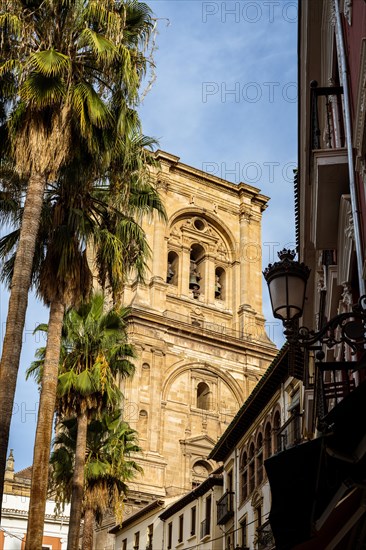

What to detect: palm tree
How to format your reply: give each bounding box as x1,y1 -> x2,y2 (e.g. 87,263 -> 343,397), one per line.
0,0 -> 154,514
0,138 -> 165,547
50,412 -> 142,550
54,293 -> 137,549
27,293 -> 137,548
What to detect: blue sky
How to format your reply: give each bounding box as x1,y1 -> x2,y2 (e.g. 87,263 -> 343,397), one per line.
1,0 -> 298,471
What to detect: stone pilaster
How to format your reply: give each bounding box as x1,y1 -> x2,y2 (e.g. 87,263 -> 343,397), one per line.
149,348 -> 165,453
239,206 -> 252,308
205,254 -> 216,304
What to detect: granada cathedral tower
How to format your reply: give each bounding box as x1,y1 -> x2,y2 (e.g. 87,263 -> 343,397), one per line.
118,150 -> 277,498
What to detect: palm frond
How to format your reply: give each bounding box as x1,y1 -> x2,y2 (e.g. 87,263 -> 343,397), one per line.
86,2 -> 123,40
28,49 -> 71,77
20,73 -> 66,107
79,28 -> 117,62
50,409 -> 142,519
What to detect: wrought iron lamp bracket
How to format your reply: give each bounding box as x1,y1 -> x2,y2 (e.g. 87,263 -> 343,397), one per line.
285,295 -> 366,355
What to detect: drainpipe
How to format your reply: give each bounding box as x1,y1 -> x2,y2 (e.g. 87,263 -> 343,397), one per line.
235,447 -> 239,548
333,0 -> 366,296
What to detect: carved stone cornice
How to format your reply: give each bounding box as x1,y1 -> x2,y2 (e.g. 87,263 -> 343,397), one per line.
354,39 -> 366,170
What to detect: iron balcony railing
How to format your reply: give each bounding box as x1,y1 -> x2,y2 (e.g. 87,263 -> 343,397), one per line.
256,521 -> 276,550
200,517 -> 210,539
216,491 -> 235,525
275,413 -> 303,453
310,81 -> 344,150
314,360 -> 365,423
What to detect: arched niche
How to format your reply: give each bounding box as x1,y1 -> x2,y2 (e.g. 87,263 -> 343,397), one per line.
249,441 -> 256,494
196,381 -> 210,410
139,409 -> 148,440
168,208 -> 236,262
141,363 -> 150,388
256,431 -> 264,485
167,250 -> 179,285
215,266 -> 226,300
190,243 -> 205,298
264,421 -> 272,459
192,459 -> 212,487
162,362 -> 244,407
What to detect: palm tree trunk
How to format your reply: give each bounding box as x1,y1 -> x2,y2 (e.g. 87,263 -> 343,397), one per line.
82,506 -> 95,550
67,410 -> 88,550
0,172 -> 47,520
25,299 -> 65,550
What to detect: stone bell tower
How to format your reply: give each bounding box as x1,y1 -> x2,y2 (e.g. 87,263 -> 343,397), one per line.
120,150 -> 277,497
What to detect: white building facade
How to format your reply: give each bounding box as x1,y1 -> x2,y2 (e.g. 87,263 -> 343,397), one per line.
112,473 -> 224,550
1,453 -> 69,549
209,346 -> 303,550
1,493 -> 69,550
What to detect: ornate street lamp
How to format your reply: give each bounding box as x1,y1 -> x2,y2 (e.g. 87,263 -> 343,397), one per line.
263,249 -> 366,352
263,249 -> 310,335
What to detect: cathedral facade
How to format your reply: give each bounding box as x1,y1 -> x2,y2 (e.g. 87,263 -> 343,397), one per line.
120,150 -> 277,498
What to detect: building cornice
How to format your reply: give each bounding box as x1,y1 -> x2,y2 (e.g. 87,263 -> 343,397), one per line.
126,307 -> 277,357
208,345 -> 292,462
159,474 -> 223,521
109,500 -> 165,534
154,150 -> 270,207
2,507 -> 69,524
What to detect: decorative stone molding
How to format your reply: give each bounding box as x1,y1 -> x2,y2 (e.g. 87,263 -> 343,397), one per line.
251,488 -> 263,508
354,39 -> 366,171
317,274 -> 326,293
240,207 -> 252,223
156,173 -> 169,192
340,283 -> 353,311
342,0 -> 352,25
337,195 -> 354,285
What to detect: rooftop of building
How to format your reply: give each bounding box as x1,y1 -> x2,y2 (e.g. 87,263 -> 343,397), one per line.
208,344 -> 294,462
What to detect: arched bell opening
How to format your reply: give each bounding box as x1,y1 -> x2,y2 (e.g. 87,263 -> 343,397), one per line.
190,244 -> 205,299
215,266 -> 226,300
167,250 -> 179,285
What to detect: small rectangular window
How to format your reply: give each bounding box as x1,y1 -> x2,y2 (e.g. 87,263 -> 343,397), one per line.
134,531 -> 140,550
227,470 -> 233,492
168,522 -> 173,549
122,539 -> 127,550
178,514 -> 184,542
240,517 -> 247,547
206,495 -> 211,533
191,505 -> 196,536
255,505 -> 262,529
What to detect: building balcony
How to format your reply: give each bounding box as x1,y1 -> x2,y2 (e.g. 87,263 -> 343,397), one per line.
265,379 -> 366,549
309,83 -> 350,250
216,490 -> 235,525
310,82 -> 344,151
315,359 -> 364,423
275,413 -> 303,453
310,149 -> 349,249
256,521 -> 275,550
